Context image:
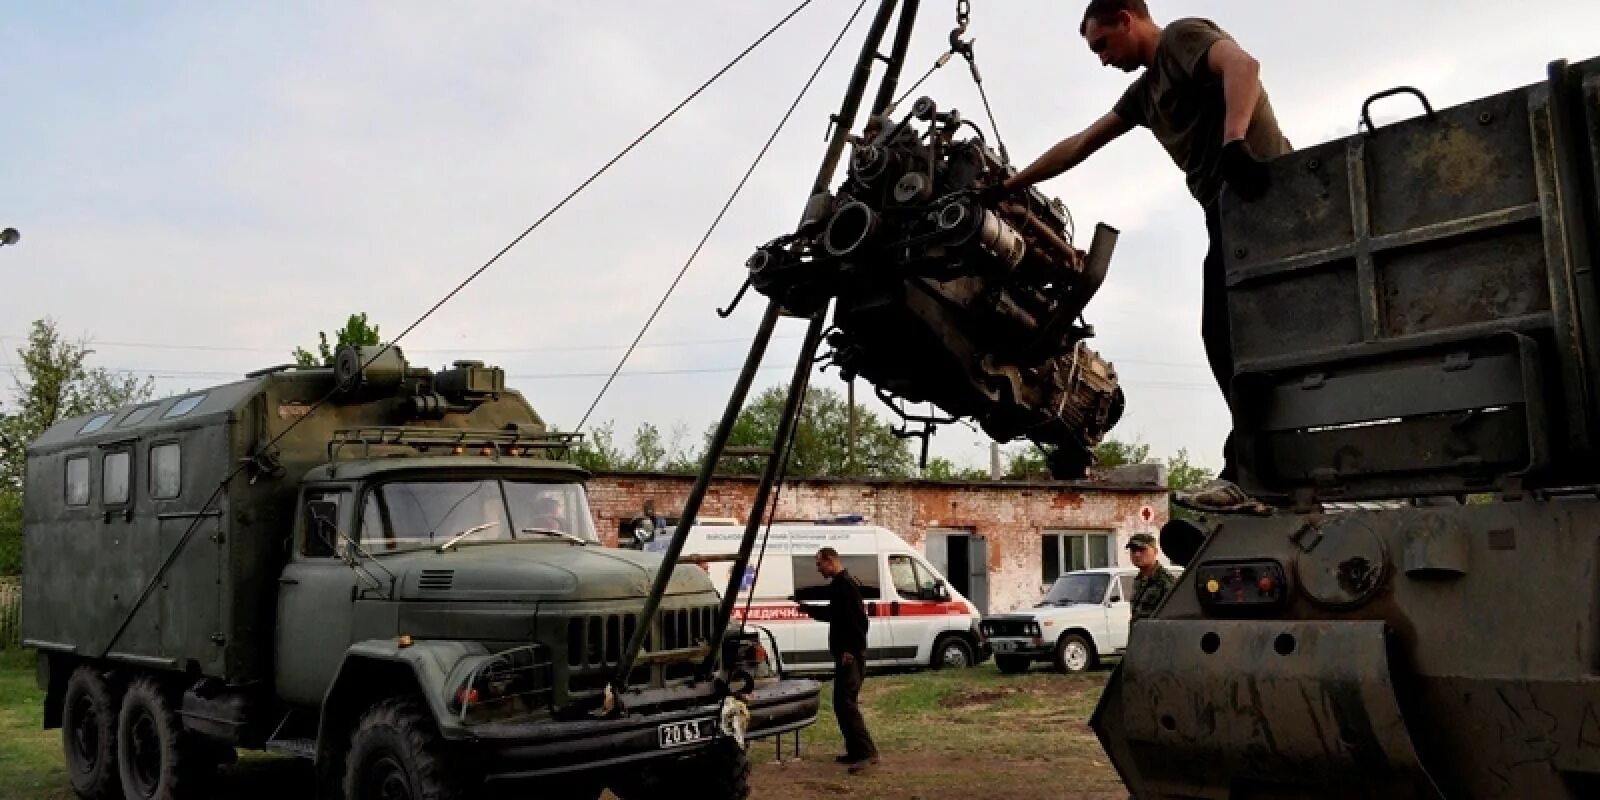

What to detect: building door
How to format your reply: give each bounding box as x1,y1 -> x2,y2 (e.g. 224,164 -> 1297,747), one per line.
965,535 -> 989,615
926,529 -> 988,615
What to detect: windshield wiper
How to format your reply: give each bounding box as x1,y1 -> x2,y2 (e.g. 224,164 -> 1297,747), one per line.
519,527 -> 588,546
436,522 -> 501,552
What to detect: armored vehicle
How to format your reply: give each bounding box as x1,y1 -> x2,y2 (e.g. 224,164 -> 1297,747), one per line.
1093,57 -> 1600,797
21,346 -> 819,800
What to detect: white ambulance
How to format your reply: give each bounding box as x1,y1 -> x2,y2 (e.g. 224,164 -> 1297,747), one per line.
658,519 -> 989,673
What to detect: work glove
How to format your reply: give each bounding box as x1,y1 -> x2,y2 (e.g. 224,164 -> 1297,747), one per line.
1221,139 -> 1270,201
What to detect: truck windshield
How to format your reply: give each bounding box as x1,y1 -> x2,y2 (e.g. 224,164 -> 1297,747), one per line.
360,478 -> 599,551
1041,572 -> 1110,606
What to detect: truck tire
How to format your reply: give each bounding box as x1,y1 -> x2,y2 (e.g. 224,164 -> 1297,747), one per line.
612,739 -> 751,800
994,654 -> 1032,675
931,635 -> 974,669
115,676 -> 210,800
1053,633 -> 1096,674
62,666 -> 121,800
342,698 -> 464,800
689,738 -> 752,800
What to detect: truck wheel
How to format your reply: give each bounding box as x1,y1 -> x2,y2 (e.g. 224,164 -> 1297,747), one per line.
116,677 -> 210,800
62,666 -> 121,800
994,654 -> 1032,675
931,635 -> 974,669
342,699 -> 464,800
616,739 -> 751,800
691,739 -> 751,800
1053,633 -> 1096,674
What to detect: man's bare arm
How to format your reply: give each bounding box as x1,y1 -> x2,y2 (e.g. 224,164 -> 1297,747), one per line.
1207,39 -> 1262,143
1003,110 -> 1133,192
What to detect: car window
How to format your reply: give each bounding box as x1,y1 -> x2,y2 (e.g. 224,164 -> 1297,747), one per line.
1117,574 -> 1135,603
888,554 -> 918,597
793,554 -> 880,601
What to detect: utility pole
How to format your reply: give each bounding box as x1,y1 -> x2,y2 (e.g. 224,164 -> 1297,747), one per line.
990,441 -> 1002,480
847,378 -> 857,474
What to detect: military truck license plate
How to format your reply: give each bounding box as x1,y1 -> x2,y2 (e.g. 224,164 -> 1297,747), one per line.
658,718 -> 714,749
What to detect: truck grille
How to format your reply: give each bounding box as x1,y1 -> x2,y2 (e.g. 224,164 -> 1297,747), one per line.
418,570 -> 455,591
981,618 -> 1035,637
661,606 -> 716,651
566,614 -> 639,669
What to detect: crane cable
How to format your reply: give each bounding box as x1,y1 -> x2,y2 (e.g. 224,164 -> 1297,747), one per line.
97,0 -> 825,658
575,0 -> 874,433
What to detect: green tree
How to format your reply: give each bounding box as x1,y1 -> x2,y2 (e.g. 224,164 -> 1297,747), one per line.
293,312 -> 382,367
1166,448 -> 1216,523
923,457 -> 991,481
719,385 -> 914,478
0,319 -> 154,573
1004,438 -> 1149,479
570,421 -> 624,472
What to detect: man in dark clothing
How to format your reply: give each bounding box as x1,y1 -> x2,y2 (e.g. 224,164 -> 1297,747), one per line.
795,547 -> 878,773
994,0 -> 1289,515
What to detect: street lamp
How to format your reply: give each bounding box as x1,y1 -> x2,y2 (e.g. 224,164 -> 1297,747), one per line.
0,228 -> 18,247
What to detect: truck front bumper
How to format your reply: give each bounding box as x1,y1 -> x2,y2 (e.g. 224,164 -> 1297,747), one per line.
469,678 -> 821,783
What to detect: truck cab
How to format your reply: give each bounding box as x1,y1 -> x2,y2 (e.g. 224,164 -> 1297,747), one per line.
24,348 -> 819,800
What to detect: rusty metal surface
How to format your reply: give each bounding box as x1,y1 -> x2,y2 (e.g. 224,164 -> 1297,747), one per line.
1114,619 -> 1440,799
1096,497 -> 1600,797
1218,57 -> 1600,503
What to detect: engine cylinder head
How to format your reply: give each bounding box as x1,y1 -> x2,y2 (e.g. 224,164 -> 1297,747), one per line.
824,201 -> 880,257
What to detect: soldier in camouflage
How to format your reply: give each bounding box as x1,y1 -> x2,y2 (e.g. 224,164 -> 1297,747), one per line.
1126,533 -> 1176,621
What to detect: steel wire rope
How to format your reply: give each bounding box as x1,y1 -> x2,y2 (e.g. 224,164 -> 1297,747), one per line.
96,0 -> 821,658
574,0 -> 873,434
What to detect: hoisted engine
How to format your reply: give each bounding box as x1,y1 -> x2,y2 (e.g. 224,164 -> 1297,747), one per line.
743,97 -> 1124,477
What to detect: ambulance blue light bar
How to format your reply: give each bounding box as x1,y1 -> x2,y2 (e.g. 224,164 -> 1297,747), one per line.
815,514 -> 865,524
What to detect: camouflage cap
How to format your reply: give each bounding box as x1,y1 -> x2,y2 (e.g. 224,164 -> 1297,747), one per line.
1125,532 -> 1157,550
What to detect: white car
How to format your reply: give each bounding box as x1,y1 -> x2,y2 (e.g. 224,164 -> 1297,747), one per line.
979,566 -> 1180,674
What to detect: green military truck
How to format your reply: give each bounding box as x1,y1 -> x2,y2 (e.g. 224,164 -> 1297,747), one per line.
20,346 -> 819,800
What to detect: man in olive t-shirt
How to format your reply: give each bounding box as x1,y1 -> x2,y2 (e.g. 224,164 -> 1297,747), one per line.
995,0 -> 1289,514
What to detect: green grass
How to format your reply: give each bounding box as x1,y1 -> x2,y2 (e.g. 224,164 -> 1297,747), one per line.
0,649 -> 70,800
0,651 -> 1120,799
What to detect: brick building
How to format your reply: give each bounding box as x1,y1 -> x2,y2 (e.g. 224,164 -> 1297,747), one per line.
585,469 -> 1168,614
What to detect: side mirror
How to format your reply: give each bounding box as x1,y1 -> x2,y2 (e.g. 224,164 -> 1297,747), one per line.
930,581 -> 950,601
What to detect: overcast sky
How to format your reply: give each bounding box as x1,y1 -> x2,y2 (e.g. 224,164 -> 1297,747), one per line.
5,1 -> 1600,474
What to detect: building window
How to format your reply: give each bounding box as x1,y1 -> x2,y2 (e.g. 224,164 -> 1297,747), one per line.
150,443 -> 181,499
65,456 -> 90,506
793,554 -> 880,601
103,451 -> 131,505
1041,530 -> 1112,583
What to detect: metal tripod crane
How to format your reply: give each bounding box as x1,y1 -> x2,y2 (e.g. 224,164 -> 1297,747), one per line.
611,0 -> 927,697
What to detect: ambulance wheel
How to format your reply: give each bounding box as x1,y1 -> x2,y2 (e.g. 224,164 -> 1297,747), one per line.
994,655 -> 1032,674
62,666 -> 121,800
1053,633 -> 1097,674
931,635 -> 974,669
